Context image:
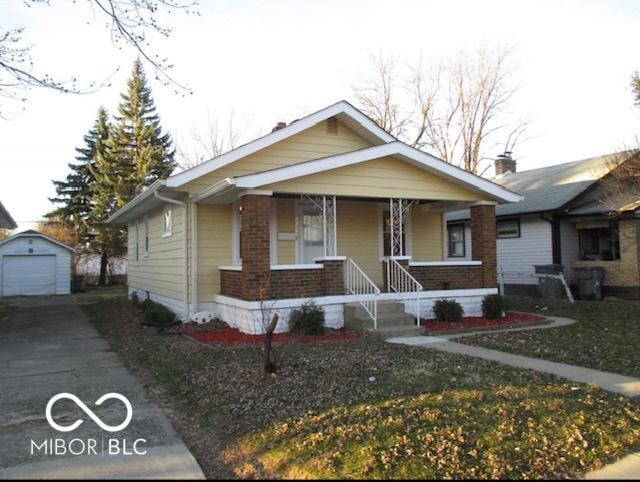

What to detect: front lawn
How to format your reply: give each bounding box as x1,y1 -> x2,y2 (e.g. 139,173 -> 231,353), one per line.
0,300 -> 14,322
458,296 -> 640,378
81,294 -> 640,479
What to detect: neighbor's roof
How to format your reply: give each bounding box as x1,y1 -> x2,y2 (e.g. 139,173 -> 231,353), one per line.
0,201 -> 17,229
0,229 -> 75,252
447,151 -> 633,221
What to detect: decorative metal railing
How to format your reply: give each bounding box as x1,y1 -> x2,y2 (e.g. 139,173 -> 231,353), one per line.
344,258 -> 381,329
385,258 -> 424,325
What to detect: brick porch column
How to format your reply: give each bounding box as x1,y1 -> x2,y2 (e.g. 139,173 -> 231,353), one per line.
471,202 -> 497,288
317,258 -> 345,296
241,194 -> 271,300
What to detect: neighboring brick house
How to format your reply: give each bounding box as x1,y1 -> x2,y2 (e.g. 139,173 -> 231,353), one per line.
108,101 -> 520,333
447,151 -> 640,299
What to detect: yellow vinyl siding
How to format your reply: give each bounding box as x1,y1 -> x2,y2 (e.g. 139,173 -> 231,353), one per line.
411,209 -> 445,261
181,120 -> 375,196
196,204 -> 233,301
337,201 -> 383,286
127,203 -> 186,300
263,156 -> 483,201
276,198 -> 296,264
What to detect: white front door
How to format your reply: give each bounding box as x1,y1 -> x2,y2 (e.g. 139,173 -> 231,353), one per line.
2,255 -> 57,296
298,202 -> 325,264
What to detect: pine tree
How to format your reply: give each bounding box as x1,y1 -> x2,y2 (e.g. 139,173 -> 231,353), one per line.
86,107 -> 126,285
109,59 -> 175,202
48,108 -> 108,245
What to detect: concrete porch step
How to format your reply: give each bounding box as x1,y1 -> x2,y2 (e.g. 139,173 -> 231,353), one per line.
370,325 -> 425,338
345,301 -> 406,320
345,313 -> 417,331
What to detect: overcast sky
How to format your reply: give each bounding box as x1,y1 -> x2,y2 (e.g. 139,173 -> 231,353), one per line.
2,0 -> 639,231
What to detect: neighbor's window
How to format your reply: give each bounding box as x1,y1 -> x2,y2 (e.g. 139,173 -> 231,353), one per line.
578,222 -> 620,261
448,224 -> 465,257
162,208 -> 172,237
143,215 -> 149,255
497,219 -> 520,238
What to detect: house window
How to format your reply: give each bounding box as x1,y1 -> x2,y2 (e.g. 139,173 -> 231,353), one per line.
578,222 -> 620,261
162,208 -> 172,237
143,215 -> 149,256
497,219 -> 520,238
448,224 -> 465,257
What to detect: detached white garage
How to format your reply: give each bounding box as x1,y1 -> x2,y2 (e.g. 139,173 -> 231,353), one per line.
0,230 -> 74,297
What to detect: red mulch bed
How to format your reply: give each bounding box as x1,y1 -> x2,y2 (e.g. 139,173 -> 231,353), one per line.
187,327 -> 359,345
424,311 -> 547,334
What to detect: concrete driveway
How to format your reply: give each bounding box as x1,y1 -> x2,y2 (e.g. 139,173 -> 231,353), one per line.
0,296 -> 204,479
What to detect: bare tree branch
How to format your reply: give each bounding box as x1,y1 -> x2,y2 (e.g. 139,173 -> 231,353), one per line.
352,44 -> 529,175
0,0 -> 198,116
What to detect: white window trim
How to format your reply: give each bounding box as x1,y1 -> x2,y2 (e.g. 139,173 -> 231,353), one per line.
270,198 -> 278,265
162,207 -> 173,237
377,203 -> 412,261
143,215 -> 149,257
231,201 -> 241,266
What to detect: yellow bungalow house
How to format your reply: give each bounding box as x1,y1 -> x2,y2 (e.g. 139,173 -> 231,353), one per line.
108,101 -> 522,334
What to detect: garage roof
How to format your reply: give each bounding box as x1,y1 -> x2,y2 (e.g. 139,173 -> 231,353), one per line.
0,230 -> 75,252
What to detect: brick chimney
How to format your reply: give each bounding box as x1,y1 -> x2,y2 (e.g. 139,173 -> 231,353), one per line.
272,121 -> 287,133
495,152 -> 516,176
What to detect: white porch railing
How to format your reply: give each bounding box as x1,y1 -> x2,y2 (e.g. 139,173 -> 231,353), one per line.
385,258 -> 423,325
344,258 -> 381,329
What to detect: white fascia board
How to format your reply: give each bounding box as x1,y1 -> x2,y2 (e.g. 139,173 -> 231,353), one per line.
107,180 -> 165,225
192,178 -> 237,203
234,142 -> 523,204
165,100 -> 395,188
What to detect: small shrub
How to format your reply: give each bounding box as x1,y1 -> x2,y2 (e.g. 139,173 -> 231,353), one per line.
482,294 -> 509,320
140,299 -> 177,327
288,301 -> 325,336
130,292 -> 141,307
433,299 -> 464,323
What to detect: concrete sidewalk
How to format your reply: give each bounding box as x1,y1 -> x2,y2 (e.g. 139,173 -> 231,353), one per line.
0,295 -> 205,479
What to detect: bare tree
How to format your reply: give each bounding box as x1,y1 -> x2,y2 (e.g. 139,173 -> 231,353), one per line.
175,111 -> 250,170
352,51 -> 411,139
352,44 -> 528,175
0,0 -> 197,117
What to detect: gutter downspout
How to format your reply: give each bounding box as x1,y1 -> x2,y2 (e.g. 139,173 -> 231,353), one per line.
154,191 -> 189,320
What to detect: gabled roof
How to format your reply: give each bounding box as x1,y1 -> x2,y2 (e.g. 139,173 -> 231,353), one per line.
166,100 -> 396,188
0,229 -> 75,252
0,201 -> 17,229
196,142 -> 522,204
447,151 -> 634,221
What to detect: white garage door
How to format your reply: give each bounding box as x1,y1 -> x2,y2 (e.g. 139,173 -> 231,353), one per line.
2,255 -> 57,296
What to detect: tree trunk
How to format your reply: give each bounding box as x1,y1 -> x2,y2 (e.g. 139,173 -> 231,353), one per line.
98,250 -> 108,286
263,313 -> 279,376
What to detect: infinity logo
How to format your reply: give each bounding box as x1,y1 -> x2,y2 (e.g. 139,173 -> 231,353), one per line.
45,393 -> 133,433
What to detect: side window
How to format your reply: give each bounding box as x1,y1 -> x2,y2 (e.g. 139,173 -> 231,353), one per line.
497,219 -> 520,239
448,224 -> 465,257
162,208 -> 172,237
144,215 -> 149,255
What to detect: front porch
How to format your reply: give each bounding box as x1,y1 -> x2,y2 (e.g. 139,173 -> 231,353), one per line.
211,192 -> 499,333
